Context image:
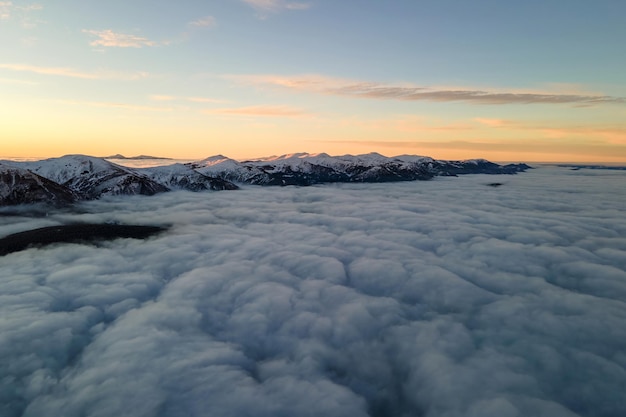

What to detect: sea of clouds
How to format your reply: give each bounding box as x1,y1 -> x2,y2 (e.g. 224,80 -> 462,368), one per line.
1,166 -> 625,417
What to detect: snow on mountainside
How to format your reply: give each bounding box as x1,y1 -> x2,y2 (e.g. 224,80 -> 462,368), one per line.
0,155 -> 240,206
0,153 -> 529,205
191,152 -> 529,186
139,164 -> 238,191
19,155 -> 169,199
0,163 -> 76,206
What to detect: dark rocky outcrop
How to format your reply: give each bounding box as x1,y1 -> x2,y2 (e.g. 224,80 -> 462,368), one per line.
0,223 -> 167,255
0,164 -> 77,206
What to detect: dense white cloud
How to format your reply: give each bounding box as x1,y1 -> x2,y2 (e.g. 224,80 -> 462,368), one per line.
1,166 -> 625,416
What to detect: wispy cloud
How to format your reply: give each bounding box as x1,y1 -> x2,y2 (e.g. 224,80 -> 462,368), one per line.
59,99 -> 174,112
188,15 -> 217,28
0,63 -> 100,79
21,36 -> 38,46
0,2 -> 42,25
149,95 -> 176,101
187,96 -> 224,103
341,115 -> 474,134
0,63 -> 150,80
205,105 -> 307,117
83,29 -> 159,48
242,0 -> 311,15
18,3 -> 42,12
231,74 -> 626,106
331,84 -> 625,105
473,117 -> 626,142
474,118 -> 515,127
327,139 -> 626,158
0,76 -> 37,85
0,1 -> 11,20
149,95 -> 224,104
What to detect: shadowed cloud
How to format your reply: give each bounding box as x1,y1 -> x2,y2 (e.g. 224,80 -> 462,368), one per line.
330,83 -> 625,105
232,74 -> 626,106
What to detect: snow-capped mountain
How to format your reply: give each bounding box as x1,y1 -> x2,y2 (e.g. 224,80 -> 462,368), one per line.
191,152 -> 529,186
0,163 -> 77,206
19,155 -> 169,199
0,155 -> 240,206
138,163 -> 238,191
0,153 -> 530,206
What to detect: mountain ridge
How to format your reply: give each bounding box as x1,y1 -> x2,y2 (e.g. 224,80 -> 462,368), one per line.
1,153 -> 530,206
190,152 -> 530,186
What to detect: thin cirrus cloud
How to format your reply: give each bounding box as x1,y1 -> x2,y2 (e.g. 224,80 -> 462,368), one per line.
473,117 -> 626,143
0,2 -> 42,21
188,15 -> 217,28
328,138 -> 626,158
333,85 -> 625,105
58,99 -> 174,112
232,74 -> 626,106
83,29 -> 159,48
0,76 -> 38,85
242,0 -> 311,13
474,118 -> 516,127
0,63 -> 150,80
0,1 -> 11,20
204,105 -> 308,117
149,95 -> 224,104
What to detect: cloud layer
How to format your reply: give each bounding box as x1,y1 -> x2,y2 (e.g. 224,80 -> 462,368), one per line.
1,166 -> 625,417
233,75 -> 626,106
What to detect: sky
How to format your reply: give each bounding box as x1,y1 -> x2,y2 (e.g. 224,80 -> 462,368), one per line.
1,0 -> 626,162
1,167 -> 626,416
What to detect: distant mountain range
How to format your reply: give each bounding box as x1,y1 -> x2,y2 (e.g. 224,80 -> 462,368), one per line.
191,152 -> 530,186
0,155 -> 237,206
0,153 -> 530,206
103,154 -> 173,160
557,164 -> 626,171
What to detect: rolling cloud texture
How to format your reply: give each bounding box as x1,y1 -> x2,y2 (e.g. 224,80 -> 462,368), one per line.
1,167 -> 625,417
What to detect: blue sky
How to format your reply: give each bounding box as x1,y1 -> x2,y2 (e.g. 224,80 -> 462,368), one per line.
1,0 -> 625,161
